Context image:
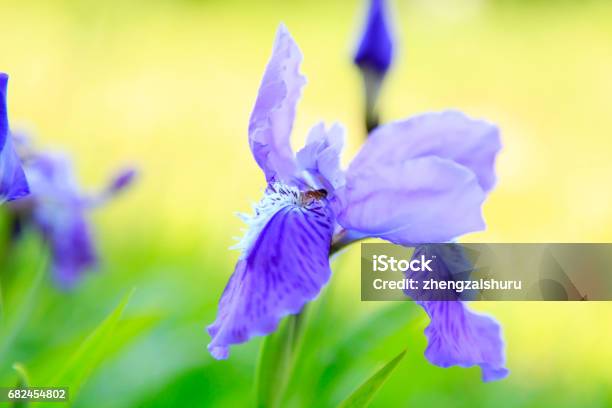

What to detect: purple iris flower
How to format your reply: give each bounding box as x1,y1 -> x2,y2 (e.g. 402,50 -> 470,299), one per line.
208,23 -> 506,381
10,139 -> 136,288
0,74 -> 29,202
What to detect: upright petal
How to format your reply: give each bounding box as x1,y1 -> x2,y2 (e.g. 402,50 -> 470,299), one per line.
337,156 -> 486,245
354,0 -> 394,74
349,111 -> 501,192
208,196 -> 334,359
0,74 -> 29,202
418,301 -> 509,382
296,122 -> 345,192
0,135 -> 30,202
0,74 -> 9,149
248,24 -> 306,183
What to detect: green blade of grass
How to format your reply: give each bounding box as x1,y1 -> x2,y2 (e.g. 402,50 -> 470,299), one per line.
50,288 -> 135,401
338,350 -> 407,408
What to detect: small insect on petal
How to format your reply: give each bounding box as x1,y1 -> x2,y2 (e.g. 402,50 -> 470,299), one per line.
299,189 -> 327,206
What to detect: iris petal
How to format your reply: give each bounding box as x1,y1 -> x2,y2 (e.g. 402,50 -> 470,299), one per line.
0,134 -> 29,202
47,210 -> 97,287
248,24 -> 306,183
404,245 -> 508,381
349,111 -> 501,192
208,197 -> 334,359
338,156 -> 486,245
404,244 -> 475,302
0,74 -> 29,202
0,74 -> 9,148
26,153 -> 97,287
418,301 -> 509,382
296,122 -> 345,192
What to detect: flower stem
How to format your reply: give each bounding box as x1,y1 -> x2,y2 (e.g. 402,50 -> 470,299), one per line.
330,230 -> 365,256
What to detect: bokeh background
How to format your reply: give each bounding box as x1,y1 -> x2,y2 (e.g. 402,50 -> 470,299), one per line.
1,0 -> 612,406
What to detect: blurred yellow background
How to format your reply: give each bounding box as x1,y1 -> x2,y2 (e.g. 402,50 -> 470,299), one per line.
1,0 -> 611,406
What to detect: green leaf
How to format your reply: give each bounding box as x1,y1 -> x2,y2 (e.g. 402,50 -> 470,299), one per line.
337,349 -> 407,408
305,303 -> 417,405
12,362 -> 30,388
50,289 -> 135,401
0,249 -> 48,366
255,310 -> 308,408
11,363 -> 31,408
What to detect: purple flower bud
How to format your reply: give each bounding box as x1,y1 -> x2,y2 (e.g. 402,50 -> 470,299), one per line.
108,167 -> 137,195
353,0 -> 395,132
354,0 -> 395,75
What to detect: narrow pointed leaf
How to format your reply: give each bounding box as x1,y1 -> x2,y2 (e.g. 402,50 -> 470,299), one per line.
314,303 -> 415,398
50,289 -> 134,400
338,349 -> 407,408
255,311 -> 308,408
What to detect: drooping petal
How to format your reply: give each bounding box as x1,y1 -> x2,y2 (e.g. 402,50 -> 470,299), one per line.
417,301 -> 509,382
248,24 -> 306,183
207,193 -> 334,359
25,153 -> 97,287
404,244 -> 476,302
349,111 -> 501,192
0,74 -> 29,202
337,156 -> 486,245
296,122 -> 345,192
354,0 -> 394,74
402,245 -> 507,381
46,210 -> 97,287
